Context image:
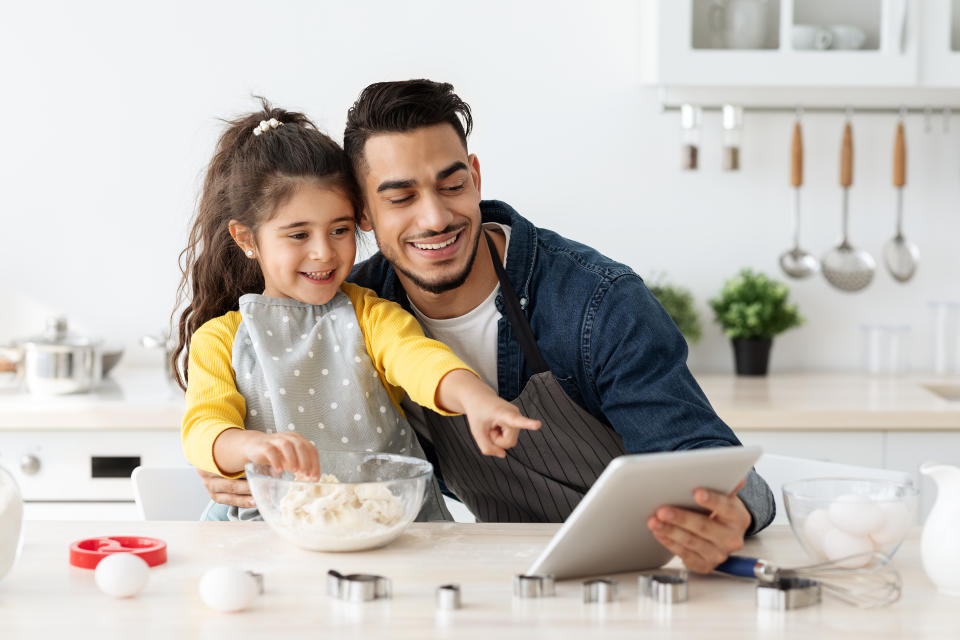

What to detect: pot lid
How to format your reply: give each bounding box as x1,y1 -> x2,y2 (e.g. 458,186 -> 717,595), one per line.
16,317 -> 100,348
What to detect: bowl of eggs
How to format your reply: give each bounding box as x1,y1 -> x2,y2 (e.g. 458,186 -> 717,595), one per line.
246,452 -> 432,552
782,477 -> 918,568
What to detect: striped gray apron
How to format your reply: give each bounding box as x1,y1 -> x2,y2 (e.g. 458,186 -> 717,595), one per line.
411,233 -> 627,522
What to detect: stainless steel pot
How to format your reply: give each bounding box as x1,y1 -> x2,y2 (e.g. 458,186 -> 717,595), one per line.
0,317 -> 103,395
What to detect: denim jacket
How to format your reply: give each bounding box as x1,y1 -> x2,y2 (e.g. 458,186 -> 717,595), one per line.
350,200 -> 774,534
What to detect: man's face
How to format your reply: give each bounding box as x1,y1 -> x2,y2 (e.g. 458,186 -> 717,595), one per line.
359,123 -> 482,295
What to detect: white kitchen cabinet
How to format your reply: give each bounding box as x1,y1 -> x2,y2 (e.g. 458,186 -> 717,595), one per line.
736,430 -> 885,467
737,429 -> 960,522
642,0 -> 923,87
884,431 -> 960,519
919,0 -> 960,87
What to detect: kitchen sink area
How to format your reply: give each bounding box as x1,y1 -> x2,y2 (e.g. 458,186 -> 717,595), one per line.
922,383 -> 960,402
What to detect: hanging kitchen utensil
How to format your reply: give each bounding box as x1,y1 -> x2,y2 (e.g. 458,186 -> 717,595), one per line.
779,117 -> 819,278
821,119 -> 876,292
883,119 -> 919,282
716,551 -> 901,608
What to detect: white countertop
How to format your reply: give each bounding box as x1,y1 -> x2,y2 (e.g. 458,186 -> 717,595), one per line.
0,521 -> 950,639
696,373 -> 960,430
0,367 -> 183,430
2,369 -> 958,432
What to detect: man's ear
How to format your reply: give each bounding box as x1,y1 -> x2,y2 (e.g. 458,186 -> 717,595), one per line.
228,220 -> 257,256
468,153 -> 482,198
358,210 -> 373,232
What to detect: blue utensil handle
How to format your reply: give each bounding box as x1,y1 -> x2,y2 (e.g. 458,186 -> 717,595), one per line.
715,555 -> 760,578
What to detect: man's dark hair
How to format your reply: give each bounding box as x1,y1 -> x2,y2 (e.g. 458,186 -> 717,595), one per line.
344,79 -> 473,173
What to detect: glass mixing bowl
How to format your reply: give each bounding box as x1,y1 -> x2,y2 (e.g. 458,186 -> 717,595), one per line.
246,452 -> 432,552
782,477 -> 918,567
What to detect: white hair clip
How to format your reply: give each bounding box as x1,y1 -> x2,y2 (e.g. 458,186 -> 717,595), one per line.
252,118 -> 283,136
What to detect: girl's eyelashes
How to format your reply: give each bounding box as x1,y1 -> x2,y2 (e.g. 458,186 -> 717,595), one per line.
330,226 -> 351,236
289,232 -> 308,240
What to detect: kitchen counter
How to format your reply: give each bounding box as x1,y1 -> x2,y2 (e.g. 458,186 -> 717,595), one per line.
0,367 -> 183,430
696,373 -> 960,430
3,368 -> 958,432
0,522 -> 950,639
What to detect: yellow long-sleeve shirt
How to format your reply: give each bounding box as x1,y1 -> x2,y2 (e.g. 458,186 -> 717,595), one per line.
181,283 -> 473,477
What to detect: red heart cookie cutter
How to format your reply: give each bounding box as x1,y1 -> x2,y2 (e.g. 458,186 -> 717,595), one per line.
69,536 -> 167,569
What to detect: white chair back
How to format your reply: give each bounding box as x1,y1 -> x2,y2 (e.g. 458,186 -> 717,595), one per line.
131,466 -> 212,521
755,454 -> 913,525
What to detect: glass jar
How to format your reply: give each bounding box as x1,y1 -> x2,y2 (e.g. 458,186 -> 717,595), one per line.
680,104 -> 702,170
0,465 -> 24,582
721,104 -> 743,171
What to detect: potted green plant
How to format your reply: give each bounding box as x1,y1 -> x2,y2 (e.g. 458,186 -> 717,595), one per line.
648,280 -> 702,345
709,269 -> 804,375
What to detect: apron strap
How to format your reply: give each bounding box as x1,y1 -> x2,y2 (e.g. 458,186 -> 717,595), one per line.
484,231 -> 549,375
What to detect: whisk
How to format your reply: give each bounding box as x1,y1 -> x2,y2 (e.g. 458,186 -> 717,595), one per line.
716,552 -> 902,608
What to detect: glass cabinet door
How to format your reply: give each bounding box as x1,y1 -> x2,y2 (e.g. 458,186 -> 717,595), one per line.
920,0 -> 960,87
650,0 -> 920,86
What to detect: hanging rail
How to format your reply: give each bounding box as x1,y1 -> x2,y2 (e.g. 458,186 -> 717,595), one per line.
658,102 -> 957,116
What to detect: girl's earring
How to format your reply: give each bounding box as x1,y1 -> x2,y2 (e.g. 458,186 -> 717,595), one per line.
246,249 -> 254,257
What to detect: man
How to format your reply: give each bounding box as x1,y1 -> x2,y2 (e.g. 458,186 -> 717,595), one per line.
201,80 -> 774,573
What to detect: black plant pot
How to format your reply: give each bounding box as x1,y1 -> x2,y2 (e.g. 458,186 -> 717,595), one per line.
731,338 -> 773,376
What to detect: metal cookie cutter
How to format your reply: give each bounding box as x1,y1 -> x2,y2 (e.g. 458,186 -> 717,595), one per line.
582,578 -> 618,603
327,569 -> 392,602
436,584 -> 462,610
639,569 -> 689,604
756,576 -> 821,610
513,574 -> 555,598
246,570 -> 265,595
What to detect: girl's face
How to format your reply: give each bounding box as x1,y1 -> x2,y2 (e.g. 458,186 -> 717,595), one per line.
247,183 -> 358,305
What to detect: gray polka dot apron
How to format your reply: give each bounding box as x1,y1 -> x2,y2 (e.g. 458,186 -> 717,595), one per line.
410,233 -> 627,522
219,290 -> 450,522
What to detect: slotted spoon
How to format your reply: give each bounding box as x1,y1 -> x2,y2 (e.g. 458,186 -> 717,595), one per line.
822,120 -> 875,292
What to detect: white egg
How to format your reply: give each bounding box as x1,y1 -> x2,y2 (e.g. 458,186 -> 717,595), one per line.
801,508 -> 835,556
199,566 -> 259,612
822,528 -> 874,568
94,553 -> 150,598
827,494 -> 884,536
870,501 -> 911,547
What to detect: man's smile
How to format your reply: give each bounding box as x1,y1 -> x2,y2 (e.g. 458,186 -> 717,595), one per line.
406,229 -> 465,259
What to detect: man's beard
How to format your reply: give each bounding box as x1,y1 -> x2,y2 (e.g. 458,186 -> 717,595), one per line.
375,225 -> 482,295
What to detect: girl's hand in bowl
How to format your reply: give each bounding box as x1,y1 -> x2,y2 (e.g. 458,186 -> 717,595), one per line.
242,431 -> 320,480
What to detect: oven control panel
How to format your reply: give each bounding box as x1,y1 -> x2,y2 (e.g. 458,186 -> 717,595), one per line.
0,429 -> 186,501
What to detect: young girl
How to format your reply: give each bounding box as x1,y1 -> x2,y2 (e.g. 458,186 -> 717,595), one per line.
173,100 -> 539,521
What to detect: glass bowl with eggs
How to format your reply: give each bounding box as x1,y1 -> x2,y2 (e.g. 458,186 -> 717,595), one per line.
246,452 -> 432,552
782,478 -> 918,568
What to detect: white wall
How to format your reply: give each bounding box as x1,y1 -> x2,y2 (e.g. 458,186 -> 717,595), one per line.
1,0 -> 958,374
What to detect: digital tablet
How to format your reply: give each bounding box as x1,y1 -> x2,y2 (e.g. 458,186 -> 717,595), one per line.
526,445 -> 763,580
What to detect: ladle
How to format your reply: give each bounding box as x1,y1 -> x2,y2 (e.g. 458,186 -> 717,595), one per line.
883,120 -> 919,282
822,120 -> 876,292
779,118 -> 819,278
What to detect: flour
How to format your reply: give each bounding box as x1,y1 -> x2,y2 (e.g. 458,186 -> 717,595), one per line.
0,474 -> 24,581
277,474 -> 405,551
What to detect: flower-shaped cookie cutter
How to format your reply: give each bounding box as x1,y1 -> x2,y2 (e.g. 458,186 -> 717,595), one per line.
69,536 -> 167,569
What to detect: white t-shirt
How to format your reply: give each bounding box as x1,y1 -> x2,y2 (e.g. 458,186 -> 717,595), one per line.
409,223 -> 511,390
